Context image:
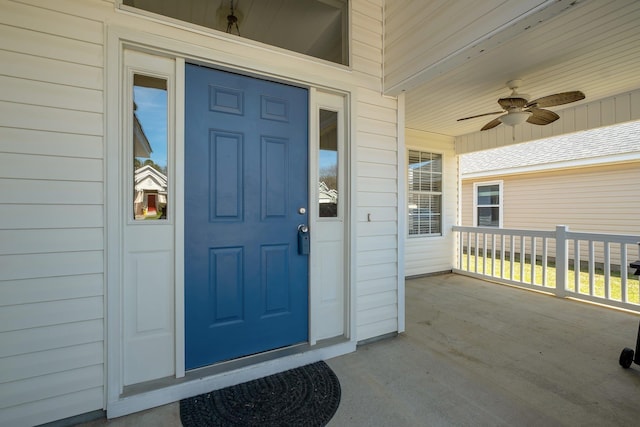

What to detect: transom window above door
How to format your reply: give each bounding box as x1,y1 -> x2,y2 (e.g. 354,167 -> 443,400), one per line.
121,0 -> 349,65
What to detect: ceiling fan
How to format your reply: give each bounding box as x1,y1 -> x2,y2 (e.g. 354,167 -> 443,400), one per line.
457,80 -> 585,131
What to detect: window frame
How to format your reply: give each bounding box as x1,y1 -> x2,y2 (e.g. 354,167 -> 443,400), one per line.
473,180 -> 503,228
318,108 -> 341,219
117,0 -> 351,67
406,148 -> 444,238
125,64 -> 175,226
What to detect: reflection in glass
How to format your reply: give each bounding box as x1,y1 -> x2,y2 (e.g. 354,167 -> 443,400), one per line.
133,75 -> 168,221
123,0 -> 348,65
319,110 -> 338,217
478,207 -> 500,227
477,185 -> 500,205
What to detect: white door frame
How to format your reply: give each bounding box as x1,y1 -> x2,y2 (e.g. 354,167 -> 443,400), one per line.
105,27 -> 357,417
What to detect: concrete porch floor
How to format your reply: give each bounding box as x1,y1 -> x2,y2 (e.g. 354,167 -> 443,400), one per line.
78,273 -> 640,426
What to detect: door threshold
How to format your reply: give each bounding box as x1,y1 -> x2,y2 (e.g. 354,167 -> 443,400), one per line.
122,339 -> 328,397
111,337 -> 354,418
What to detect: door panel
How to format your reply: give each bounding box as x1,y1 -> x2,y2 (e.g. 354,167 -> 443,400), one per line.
312,92 -> 347,342
122,50 -> 175,386
185,64 -> 309,369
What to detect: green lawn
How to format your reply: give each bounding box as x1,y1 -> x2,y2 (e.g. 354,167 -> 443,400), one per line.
461,254 -> 640,304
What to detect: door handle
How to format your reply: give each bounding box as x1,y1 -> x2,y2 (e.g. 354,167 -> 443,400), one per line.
298,224 -> 310,255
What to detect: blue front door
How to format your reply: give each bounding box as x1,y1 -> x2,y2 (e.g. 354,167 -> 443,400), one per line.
184,64 -> 309,369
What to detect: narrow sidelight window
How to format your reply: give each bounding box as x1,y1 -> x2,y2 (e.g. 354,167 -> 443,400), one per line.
132,75 -> 168,220
319,109 -> 338,217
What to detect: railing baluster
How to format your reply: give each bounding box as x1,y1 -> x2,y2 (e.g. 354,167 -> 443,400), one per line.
467,231 -> 472,271
510,235 -> 515,280
621,245 -> 628,303
458,231 -> 462,269
604,241 -> 611,300
483,232 -> 488,275
462,230 -> 466,270
474,232 -> 479,273
520,235 -> 525,284
556,225 -> 568,297
574,239 -> 580,293
500,235 -> 505,278
531,236 -> 537,285
491,234 -> 496,277
542,237 -> 548,287
588,240 -> 595,296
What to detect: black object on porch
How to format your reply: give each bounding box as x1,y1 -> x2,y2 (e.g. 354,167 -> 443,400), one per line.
179,361 -> 341,427
619,256 -> 640,368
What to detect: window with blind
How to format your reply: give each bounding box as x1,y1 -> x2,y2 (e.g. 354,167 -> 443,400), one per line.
408,150 -> 442,236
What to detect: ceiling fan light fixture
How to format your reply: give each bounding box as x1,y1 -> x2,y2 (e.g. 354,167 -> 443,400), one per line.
500,111 -> 531,127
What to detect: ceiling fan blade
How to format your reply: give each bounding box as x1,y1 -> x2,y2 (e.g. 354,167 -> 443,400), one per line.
498,97 -> 528,110
526,108 -> 559,125
481,117 -> 502,131
526,91 -> 585,108
457,111 -> 503,121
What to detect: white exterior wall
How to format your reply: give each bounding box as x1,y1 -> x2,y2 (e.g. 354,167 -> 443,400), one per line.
0,0 -> 398,425
404,129 -> 457,277
352,0 -> 400,341
0,1 -> 105,425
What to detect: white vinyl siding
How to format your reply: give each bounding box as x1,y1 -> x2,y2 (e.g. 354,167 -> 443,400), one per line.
404,130 -> 457,277
0,0 -> 399,424
0,1 -> 106,426
355,90 -> 399,340
351,1 -> 400,342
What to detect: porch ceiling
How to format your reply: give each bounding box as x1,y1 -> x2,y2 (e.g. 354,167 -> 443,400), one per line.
386,0 -> 640,138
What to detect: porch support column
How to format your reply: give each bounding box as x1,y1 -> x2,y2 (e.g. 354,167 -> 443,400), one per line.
555,225 -> 569,297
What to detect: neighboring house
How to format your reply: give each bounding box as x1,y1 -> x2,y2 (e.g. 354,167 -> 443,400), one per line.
134,164 -> 168,218
318,181 -> 338,217
460,120 -> 640,265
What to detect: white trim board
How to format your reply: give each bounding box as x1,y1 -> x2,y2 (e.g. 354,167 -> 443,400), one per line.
108,341 -> 356,418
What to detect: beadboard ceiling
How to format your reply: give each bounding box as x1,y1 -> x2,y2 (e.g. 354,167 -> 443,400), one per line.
386,0 -> 640,137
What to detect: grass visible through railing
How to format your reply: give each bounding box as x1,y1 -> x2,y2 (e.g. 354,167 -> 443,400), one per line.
461,254 -> 640,304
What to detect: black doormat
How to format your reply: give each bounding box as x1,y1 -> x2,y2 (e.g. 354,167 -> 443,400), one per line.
180,361 -> 341,427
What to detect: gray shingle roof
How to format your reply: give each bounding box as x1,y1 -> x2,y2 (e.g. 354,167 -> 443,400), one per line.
460,120 -> 640,175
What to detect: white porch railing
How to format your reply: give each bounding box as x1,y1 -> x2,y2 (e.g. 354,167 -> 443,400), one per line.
452,225 -> 640,312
